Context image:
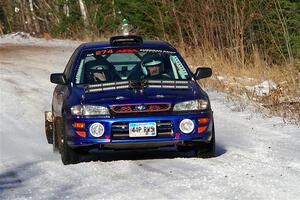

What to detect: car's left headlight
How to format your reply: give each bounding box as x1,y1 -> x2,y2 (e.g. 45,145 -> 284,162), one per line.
173,99 -> 208,111
71,105 -> 110,116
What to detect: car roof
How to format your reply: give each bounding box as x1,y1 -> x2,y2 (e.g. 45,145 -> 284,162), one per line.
78,37 -> 177,52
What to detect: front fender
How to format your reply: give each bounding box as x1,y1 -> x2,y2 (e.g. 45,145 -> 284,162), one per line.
52,85 -> 70,117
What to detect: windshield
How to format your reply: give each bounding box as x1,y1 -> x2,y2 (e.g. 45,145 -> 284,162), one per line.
75,48 -> 191,85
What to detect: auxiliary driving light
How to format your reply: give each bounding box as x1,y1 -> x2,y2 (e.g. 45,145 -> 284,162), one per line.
179,119 -> 194,134
89,123 -> 105,137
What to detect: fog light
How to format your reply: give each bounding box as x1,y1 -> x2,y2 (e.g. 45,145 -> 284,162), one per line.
179,119 -> 194,134
89,123 -> 104,137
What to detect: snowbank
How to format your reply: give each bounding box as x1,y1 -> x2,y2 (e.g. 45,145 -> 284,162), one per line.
0,32 -> 80,47
245,80 -> 277,96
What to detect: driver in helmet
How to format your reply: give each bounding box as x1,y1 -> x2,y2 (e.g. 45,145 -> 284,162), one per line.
93,67 -> 107,82
141,55 -> 170,79
85,59 -> 121,84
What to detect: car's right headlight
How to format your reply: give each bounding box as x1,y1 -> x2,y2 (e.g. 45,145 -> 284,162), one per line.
71,105 -> 110,116
173,99 -> 208,111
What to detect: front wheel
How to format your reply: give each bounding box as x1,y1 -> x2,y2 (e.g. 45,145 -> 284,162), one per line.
52,117 -> 60,153
194,125 -> 215,158
60,117 -> 81,165
61,137 -> 81,165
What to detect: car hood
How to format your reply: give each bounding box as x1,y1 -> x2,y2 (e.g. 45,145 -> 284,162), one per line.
68,81 -> 208,106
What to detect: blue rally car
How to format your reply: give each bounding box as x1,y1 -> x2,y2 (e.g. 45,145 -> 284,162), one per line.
45,35 -> 215,165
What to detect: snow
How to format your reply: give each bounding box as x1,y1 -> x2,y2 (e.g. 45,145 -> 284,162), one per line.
0,36 -> 300,200
245,80 -> 277,96
214,74 -> 278,96
216,75 -> 225,81
0,32 -> 80,47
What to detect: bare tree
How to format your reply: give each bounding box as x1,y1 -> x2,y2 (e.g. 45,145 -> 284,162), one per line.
78,0 -> 89,29
28,0 -> 40,34
171,0 -> 184,47
63,0 -> 70,17
274,0 -> 293,63
0,0 -> 6,34
112,0 -> 116,20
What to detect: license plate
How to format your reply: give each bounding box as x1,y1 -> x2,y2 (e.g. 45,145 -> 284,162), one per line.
129,122 -> 157,137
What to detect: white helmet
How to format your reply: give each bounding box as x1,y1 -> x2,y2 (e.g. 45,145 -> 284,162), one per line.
141,55 -> 164,76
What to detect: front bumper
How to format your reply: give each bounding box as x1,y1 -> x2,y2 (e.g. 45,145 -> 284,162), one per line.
64,111 -> 213,149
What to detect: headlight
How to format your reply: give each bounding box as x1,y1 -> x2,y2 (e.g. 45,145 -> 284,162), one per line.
173,99 -> 208,111
71,105 -> 109,116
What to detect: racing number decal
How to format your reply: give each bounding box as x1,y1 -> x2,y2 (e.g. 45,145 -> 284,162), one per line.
95,49 -> 114,55
94,49 -> 175,56
95,49 -> 138,55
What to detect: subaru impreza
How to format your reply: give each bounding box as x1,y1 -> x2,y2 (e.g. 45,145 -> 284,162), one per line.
45,35 -> 215,165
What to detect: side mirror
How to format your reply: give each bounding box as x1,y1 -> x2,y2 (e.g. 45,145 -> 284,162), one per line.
193,67 -> 212,80
50,73 -> 67,84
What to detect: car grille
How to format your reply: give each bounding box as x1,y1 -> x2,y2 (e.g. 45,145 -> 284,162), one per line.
111,103 -> 171,114
111,120 -> 173,139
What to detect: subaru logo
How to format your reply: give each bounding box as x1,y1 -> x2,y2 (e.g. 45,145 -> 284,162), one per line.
135,104 -> 146,111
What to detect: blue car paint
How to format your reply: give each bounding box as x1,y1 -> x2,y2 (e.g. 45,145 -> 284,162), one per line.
51,36 -> 213,150
64,110 -> 213,146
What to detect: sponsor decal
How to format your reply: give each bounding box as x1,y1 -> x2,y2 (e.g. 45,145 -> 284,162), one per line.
115,49 -> 139,53
93,49 -> 176,56
139,49 -> 176,54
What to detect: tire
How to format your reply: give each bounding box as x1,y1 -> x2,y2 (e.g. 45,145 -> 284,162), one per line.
52,118 -> 60,153
194,125 -> 215,158
60,117 -> 81,165
61,137 -> 81,165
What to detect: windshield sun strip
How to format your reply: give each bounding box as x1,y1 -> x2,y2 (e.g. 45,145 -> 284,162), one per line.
148,80 -> 189,84
84,80 -> 191,93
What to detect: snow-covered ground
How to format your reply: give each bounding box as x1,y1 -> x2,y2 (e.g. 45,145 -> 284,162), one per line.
0,36 -> 299,200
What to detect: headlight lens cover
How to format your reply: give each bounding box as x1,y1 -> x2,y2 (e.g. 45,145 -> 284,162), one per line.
71,105 -> 109,116
173,99 -> 208,111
